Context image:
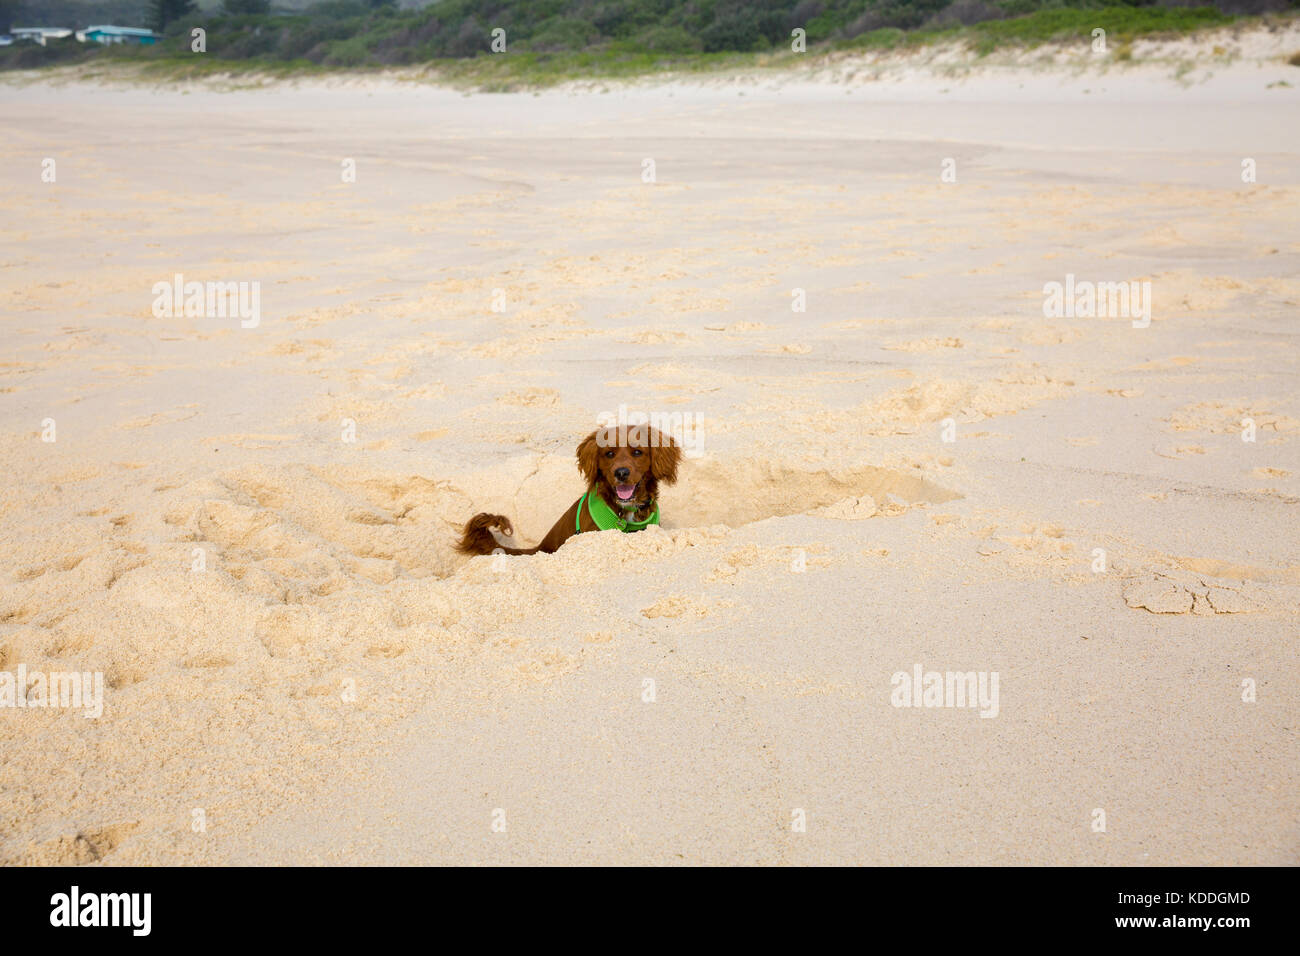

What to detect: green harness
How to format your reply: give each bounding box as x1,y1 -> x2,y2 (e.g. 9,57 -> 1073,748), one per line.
577,491 -> 659,534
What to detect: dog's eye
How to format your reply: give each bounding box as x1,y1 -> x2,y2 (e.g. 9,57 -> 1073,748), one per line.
631,449 -> 643,456
604,450 -> 615,458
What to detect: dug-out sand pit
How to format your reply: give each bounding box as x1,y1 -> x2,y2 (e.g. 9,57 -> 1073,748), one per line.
668,460 -> 961,529
465,456 -> 963,550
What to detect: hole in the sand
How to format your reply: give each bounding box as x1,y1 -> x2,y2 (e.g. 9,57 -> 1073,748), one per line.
448,458 -> 961,567
668,460 -> 960,528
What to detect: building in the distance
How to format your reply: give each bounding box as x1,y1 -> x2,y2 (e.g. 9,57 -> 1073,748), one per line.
11,27 -> 75,45
77,26 -> 160,45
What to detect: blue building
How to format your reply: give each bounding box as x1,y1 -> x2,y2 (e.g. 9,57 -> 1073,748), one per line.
79,26 -> 160,45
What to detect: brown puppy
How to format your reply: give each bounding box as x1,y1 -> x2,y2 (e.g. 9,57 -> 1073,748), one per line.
457,425 -> 681,556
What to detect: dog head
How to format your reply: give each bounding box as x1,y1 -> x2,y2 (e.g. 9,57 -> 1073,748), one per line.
577,425 -> 681,513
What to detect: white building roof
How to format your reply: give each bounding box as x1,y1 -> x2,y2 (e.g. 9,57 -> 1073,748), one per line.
83,25 -> 158,37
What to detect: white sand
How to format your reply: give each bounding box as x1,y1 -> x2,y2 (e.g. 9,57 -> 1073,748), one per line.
1,29 -> 1298,864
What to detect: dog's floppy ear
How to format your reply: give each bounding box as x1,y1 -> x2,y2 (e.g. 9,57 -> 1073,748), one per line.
648,428 -> 681,485
576,430 -> 601,486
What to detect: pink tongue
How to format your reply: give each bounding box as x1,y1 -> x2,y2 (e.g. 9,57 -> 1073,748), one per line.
616,484 -> 636,500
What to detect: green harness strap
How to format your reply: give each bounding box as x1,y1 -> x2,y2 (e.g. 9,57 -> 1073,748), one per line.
577,491 -> 660,534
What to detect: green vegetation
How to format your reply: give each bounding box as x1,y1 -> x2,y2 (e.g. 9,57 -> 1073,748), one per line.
0,0 -> 1295,81
968,5 -> 1232,49
149,0 -> 195,32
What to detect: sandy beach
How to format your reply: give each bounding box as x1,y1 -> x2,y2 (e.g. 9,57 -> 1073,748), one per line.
1,29 -> 1298,865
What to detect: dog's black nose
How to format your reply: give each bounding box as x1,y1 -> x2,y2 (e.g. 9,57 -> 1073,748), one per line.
614,467 -> 631,481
